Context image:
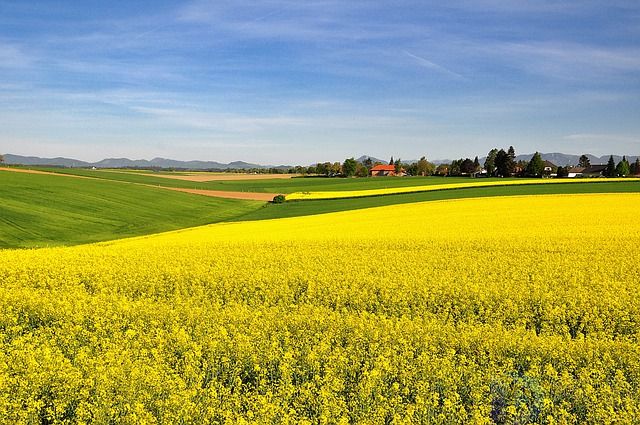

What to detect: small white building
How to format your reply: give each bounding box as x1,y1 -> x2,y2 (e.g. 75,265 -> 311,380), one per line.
567,167 -> 585,178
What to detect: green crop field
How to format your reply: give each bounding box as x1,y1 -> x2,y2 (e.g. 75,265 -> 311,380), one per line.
2,168 -> 639,249
37,167 -> 500,193
0,171 -> 262,249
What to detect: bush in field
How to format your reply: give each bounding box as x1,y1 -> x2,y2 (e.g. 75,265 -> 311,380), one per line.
272,194 -> 286,203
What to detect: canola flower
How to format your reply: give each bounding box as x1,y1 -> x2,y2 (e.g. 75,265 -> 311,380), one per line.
0,194 -> 639,423
284,177 -> 640,201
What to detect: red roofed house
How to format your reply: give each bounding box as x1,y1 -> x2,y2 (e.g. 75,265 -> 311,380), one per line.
370,164 -> 404,177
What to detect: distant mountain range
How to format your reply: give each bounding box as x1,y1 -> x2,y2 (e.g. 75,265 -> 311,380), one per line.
356,155 -> 450,165
1,154 -> 289,170
3,152 -> 638,170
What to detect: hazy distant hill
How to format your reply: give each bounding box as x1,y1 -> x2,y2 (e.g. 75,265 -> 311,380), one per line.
355,155 -> 388,164
4,152 -> 637,170
2,154 -> 92,167
3,154 -> 279,170
512,153 -> 638,166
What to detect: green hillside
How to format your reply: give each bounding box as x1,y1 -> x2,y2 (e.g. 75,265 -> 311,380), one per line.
0,171 -> 263,249
2,169 -> 638,249
38,167 -> 499,193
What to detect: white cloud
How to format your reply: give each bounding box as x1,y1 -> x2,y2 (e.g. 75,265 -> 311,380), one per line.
0,42 -> 33,68
403,50 -> 467,81
564,133 -> 639,143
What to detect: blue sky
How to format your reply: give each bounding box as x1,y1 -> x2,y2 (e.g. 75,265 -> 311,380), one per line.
1,0 -> 639,164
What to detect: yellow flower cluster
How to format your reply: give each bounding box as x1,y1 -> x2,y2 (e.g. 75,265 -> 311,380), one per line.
1,194 -> 639,423
284,177 -> 640,200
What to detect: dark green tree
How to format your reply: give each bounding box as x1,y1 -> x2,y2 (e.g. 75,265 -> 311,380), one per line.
315,162 -> 328,175
416,156 -> 434,176
631,158 -> 640,175
460,158 -> 476,175
616,156 -> 630,177
525,152 -> 544,177
484,148 -> 498,176
495,149 -> 509,177
389,156 -> 394,165
449,159 -> 462,176
342,157 -> 357,177
556,166 -> 569,178
473,156 -> 480,171
363,157 -> 373,169
605,155 -> 616,177
578,155 -> 590,168
394,158 -> 402,173
355,162 -> 369,177
506,146 -> 516,175
405,163 -> 418,176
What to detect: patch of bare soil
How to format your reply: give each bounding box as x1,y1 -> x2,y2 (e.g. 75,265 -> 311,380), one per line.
160,187 -> 278,201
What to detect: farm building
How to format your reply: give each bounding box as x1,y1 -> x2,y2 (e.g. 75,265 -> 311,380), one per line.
567,167 -> 585,178
567,165 -> 607,178
370,164 -> 405,177
582,165 -> 608,177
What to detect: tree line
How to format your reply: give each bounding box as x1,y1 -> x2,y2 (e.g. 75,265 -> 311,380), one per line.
297,148 -> 639,178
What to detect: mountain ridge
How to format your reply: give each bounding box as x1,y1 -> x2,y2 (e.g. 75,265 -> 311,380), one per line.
2,154 -> 284,170
3,152 -> 638,170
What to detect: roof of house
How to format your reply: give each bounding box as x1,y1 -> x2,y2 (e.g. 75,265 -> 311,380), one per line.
370,165 -> 396,172
568,167 -> 585,173
583,164 -> 607,174
543,160 -> 556,168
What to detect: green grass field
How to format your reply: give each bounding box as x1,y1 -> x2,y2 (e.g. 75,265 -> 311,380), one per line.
37,167 -> 498,193
2,168 -> 639,249
0,171 -> 262,249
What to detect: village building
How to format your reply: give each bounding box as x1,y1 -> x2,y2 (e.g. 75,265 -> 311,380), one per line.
582,165 -> 608,177
542,160 -> 557,177
567,167 -> 585,178
370,164 -> 405,177
567,165 -> 607,178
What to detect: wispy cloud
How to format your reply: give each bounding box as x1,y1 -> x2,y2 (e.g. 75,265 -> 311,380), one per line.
564,133 -> 640,143
403,50 -> 467,81
1,1 -> 639,162
495,42 -> 640,80
0,42 -> 33,68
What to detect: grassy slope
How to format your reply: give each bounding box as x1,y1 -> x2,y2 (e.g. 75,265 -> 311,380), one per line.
36,167 -> 496,193
231,181 -> 640,221
0,171 -> 263,248
3,168 -> 638,248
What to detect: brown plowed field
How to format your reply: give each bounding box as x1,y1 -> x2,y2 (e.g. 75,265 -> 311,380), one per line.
160,187 -> 277,201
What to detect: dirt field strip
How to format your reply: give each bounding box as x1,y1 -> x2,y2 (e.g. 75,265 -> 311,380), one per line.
158,186 -> 278,201
1,167 -> 276,202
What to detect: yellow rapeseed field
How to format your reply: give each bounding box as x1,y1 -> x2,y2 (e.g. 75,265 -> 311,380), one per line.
1,193 -> 639,424
284,177 -> 640,200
